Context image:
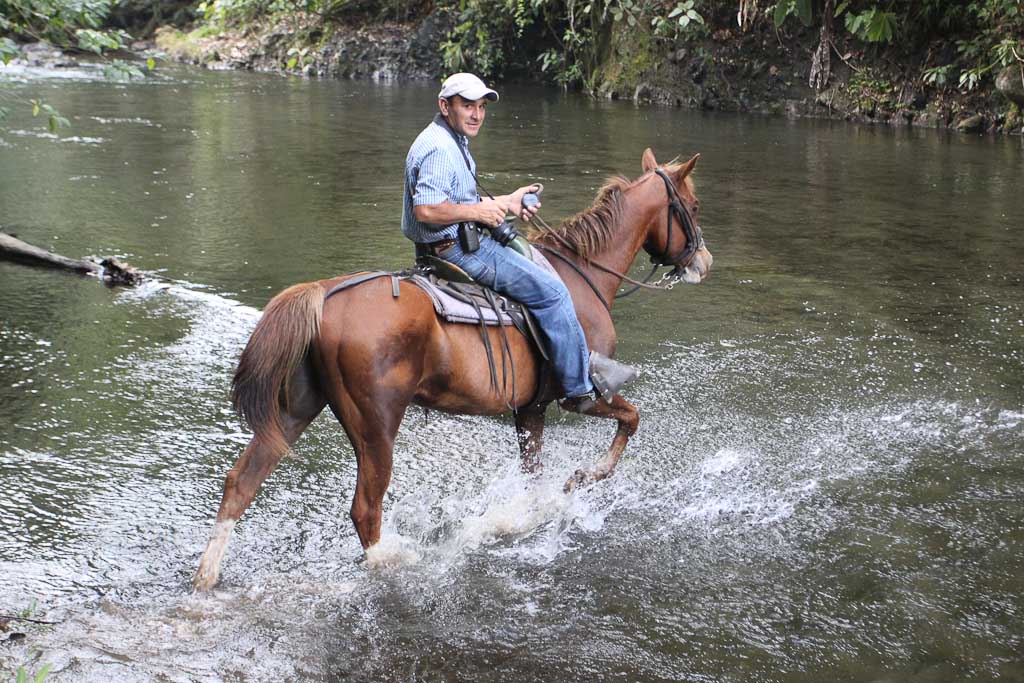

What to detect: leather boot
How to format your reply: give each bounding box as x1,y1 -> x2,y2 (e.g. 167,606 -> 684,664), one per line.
588,351 -> 638,402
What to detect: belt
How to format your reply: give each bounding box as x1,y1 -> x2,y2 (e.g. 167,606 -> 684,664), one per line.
415,238 -> 457,258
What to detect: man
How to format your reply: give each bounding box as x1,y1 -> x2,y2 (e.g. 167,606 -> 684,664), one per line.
402,72 -> 635,405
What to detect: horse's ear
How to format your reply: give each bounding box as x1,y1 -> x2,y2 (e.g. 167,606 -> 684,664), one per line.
641,148 -> 658,173
675,153 -> 700,180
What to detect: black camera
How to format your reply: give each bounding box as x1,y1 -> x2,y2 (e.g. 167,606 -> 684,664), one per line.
488,220 -> 519,247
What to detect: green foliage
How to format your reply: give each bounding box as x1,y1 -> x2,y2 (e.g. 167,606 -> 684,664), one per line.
772,0 -> 811,28
9,601 -> 52,683
19,599 -> 39,618
953,4 -> 1022,85
440,0 -> 548,80
440,0 -> 705,86
756,1 -> 1022,94
652,0 -> 704,38
27,99 -> 70,131
843,7 -> 896,43
847,68 -> 895,111
609,0 -> 641,28
922,64 -> 951,86
1,36 -> 21,64
76,27 -> 131,53
0,0 -> 119,49
0,0 -> 158,132
196,0 -> 424,26
103,59 -> 146,80
197,0 -> 277,25
15,663 -> 52,683
285,44 -> 313,69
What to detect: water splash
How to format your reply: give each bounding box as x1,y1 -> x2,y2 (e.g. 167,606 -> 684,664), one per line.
4,284 -> 1023,681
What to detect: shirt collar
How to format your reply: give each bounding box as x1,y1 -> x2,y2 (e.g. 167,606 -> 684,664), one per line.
433,113 -> 469,147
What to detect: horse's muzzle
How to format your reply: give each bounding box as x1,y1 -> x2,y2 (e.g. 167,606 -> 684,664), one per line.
674,246 -> 713,284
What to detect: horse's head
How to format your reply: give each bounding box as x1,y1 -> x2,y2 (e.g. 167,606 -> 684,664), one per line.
639,148 -> 713,284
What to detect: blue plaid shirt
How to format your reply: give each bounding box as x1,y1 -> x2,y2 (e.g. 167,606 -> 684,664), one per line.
402,114 -> 480,244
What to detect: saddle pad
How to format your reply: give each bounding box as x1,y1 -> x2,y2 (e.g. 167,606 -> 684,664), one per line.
408,245 -> 562,327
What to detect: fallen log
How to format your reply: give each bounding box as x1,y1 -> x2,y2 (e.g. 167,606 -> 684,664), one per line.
0,231 -> 142,286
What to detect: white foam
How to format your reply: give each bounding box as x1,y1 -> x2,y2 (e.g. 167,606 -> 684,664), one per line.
700,447 -> 748,476
60,136 -> 105,144
363,533 -> 421,568
364,456 -> 615,572
7,129 -> 58,139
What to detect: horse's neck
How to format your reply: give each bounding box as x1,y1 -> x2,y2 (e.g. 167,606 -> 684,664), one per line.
580,186 -> 658,307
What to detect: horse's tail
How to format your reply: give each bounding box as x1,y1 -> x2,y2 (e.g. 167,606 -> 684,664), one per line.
231,282 -> 324,453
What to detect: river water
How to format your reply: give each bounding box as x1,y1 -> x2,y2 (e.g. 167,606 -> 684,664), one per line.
1,61 -> 1022,682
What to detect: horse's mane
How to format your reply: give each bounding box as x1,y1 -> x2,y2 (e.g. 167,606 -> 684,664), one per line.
530,157 -> 687,259
529,176 -> 630,259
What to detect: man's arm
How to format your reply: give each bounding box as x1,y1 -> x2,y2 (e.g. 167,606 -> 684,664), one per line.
413,184 -> 542,227
413,197 -> 507,227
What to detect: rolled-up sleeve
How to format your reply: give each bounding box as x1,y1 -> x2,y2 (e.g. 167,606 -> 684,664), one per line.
412,148 -> 455,206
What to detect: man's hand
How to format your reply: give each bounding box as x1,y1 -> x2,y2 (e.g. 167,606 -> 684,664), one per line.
474,197 -> 508,227
507,184 -> 543,222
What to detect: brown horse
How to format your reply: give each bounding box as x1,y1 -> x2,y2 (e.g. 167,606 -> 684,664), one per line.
192,148 -> 712,590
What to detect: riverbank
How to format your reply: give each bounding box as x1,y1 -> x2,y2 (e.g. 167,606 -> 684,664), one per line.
0,4 -> 1006,137
154,14 -> 445,81
152,12 -> 1024,136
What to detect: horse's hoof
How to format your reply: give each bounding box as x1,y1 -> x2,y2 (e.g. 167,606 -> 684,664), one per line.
564,469 -> 591,493
192,566 -> 219,592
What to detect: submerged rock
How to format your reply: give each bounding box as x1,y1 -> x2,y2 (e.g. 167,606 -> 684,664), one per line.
955,113 -> 986,133
12,40 -> 64,67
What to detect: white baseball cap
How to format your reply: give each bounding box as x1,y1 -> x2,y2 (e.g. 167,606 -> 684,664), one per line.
438,73 -> 499,102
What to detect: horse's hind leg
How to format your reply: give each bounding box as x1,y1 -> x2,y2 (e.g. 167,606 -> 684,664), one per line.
193,364 -> 325,590
559,395 -> 640,492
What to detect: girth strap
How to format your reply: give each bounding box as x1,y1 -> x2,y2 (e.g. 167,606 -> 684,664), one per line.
483,287 -> 517,410
449,282 -> 502,399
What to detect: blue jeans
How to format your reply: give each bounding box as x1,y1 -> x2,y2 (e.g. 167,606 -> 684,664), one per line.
440,237 -> 593,397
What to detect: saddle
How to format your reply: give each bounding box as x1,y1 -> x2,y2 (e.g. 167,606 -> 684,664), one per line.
322,236 -> 558,410
411,236 -> 557,410
410,235 -> 548,327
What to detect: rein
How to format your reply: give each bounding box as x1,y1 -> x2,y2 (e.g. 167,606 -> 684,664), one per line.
530,166 -> 703,308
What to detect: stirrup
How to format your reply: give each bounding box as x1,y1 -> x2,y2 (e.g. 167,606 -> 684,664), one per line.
588,351 -> 638,401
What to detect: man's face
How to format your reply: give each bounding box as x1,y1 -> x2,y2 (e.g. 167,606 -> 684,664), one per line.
440,95 -> 488,138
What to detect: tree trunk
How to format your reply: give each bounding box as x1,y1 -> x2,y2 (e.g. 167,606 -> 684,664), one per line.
809,0 -> 833,91
0,231 -> 142,285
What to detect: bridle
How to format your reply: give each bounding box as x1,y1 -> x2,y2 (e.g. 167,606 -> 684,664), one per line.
532,166 -> 705,310
650,167 -> 704,273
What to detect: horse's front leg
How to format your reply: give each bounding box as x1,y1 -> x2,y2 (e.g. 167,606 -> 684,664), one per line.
514,408 -> 548,473
336,383 -> 411,552
558,394 -> 640,492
